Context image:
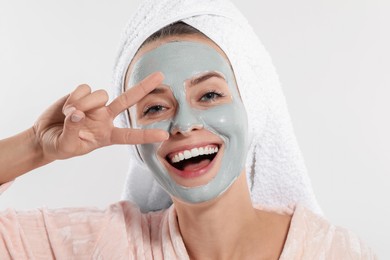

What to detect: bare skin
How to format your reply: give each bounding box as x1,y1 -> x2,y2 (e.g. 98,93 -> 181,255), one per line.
0,72 -> 168,184
174,173 -> 291,260
127,34 -> 292,260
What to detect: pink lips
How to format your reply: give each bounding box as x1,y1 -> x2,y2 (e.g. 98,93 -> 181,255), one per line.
162,143 -> 221,179
167,156 -> 217,178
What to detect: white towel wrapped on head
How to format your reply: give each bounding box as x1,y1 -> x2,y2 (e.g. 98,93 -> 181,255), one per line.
112,0 -> 322,214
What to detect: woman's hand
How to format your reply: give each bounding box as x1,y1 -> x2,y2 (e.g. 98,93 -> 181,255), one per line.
0,72 -> 167,185
33,72 -> 168,161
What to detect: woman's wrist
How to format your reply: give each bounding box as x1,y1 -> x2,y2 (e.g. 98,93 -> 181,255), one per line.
27,126 -> 54,166
0,127 -> 53,184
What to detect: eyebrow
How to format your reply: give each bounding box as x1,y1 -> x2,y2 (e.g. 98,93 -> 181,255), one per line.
190,72 -> 226,86
148,87 -> 168,95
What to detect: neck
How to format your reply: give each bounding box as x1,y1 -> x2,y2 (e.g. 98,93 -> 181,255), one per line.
173,172 -> 290,260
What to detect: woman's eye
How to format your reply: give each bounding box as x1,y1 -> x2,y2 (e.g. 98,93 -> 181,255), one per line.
143,105 -> 166,116
199,91 -> 224,102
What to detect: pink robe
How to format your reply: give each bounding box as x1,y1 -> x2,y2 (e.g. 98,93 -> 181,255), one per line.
0,199 -> 376,259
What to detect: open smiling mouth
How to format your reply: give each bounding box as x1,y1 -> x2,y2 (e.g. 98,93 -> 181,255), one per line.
164,144 -> 221,178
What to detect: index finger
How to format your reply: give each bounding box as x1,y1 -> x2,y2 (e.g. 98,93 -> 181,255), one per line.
108,72 -> 164,117
111,127 -> 169,145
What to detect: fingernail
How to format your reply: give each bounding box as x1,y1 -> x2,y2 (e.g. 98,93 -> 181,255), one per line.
71,113 -> 83,122
163,132 -> 170,140
64,106 -> 76,116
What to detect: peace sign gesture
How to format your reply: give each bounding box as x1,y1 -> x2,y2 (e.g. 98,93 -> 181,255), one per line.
34,72 -> 168,161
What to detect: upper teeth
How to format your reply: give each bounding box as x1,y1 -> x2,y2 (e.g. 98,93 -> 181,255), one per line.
170,146 -> 219,163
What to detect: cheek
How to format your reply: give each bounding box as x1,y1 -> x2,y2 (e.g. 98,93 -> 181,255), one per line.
200,103 -> 247,138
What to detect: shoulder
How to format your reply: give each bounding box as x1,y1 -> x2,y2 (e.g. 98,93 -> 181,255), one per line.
280,205 -> 377,260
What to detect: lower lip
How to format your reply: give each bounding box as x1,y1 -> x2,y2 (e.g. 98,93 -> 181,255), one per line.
164,149 -> 220,179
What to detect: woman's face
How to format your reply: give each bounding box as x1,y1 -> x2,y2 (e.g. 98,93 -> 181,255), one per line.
125,34 -> 248,204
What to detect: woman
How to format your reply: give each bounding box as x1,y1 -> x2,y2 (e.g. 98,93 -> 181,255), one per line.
117,0 -> 322,214
0,0 -> 376,259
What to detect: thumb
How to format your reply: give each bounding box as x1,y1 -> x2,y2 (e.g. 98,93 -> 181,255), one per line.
59,109 -> 85,153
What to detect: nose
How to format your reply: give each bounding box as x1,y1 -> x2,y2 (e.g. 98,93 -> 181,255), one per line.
170,105 -> 203,136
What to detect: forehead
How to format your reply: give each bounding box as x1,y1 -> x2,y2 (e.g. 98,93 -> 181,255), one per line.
128,41 -> 232,87
125,35 -> 232,88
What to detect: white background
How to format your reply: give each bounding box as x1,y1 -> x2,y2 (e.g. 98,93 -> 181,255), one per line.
0,0 -> 389,258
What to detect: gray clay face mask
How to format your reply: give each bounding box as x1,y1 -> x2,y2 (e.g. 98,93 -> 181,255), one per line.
128,41 -> 248,204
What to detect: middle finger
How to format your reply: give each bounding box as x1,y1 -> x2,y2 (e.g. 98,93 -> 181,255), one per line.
107,71 -> 164,117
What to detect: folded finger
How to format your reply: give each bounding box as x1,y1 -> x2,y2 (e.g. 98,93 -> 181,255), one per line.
66,89 -> 109,113
110,128 -> 169,145
108,72 -> 164,117
63,84 -> 91,113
